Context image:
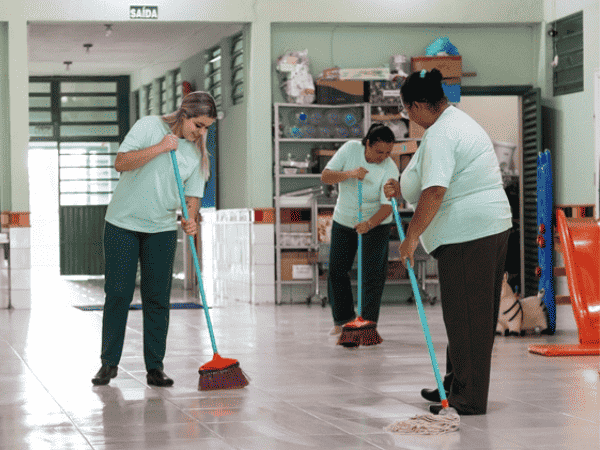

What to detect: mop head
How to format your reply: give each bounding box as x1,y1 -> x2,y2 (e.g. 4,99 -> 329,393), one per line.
198,353 -> 249,391
385,411 -> 460,435
337,317 -> 383,347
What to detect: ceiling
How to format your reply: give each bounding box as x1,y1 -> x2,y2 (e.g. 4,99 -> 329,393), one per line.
27,21 -> 245,76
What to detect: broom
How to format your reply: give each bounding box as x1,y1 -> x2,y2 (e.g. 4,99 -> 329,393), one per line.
386,198 -> 459,434
337,180 -> 383,347
170,151 -> 248,391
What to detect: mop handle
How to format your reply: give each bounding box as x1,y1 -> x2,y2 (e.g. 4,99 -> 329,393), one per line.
170,151 -> 218,355
391,198 -> 448,406
357,180 -> 363,316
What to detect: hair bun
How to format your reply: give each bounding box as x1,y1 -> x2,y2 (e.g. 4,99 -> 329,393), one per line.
430,68 -> 444,82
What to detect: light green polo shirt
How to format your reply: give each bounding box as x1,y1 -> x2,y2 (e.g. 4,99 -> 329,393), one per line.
400,106 -> 512,254
325,140 -> 400,229
105,115 -> 206,233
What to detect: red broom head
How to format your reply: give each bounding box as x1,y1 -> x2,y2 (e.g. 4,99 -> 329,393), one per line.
342,316 -> 377,329
199,353 -> 238,372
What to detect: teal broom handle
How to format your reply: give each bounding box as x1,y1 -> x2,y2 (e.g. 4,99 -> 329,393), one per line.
170,151 -> 218,355
391,197 -> 447,403
358,180 -> 363,317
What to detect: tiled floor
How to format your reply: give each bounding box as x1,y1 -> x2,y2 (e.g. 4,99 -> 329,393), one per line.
1,267 -> 598,449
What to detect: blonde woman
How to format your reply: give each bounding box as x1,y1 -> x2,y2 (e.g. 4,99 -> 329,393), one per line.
92,92 -> 216,387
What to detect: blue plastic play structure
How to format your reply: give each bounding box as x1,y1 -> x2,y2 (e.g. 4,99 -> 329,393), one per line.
537,149 -> 555,333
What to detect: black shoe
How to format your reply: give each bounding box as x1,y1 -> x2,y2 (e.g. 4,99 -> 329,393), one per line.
421,388 -> 449,403
92,365 -> 118,386
429,403 -> 482,416
146,368 -> 174,387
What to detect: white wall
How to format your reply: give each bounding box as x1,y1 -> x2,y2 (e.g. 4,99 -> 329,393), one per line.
459,96 -> 520,171
538,0 -> 600,205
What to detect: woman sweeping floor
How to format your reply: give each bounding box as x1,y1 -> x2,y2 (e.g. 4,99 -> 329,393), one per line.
91,92 -> 217,387
321,124 -> 399,338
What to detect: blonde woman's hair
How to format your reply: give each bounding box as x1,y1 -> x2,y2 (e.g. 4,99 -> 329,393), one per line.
162,91 -> 217,181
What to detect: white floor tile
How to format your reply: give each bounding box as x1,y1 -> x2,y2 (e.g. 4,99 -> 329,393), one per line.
0,267 -> 597,449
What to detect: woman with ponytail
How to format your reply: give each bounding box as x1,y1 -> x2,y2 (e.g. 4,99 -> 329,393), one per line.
92,92 -> 217,387
384,69 -> 512,415
321,123 -> 399,337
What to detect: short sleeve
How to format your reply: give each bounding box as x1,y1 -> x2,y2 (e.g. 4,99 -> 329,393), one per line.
420,133 -> 456,190
118,116 -> 164,153
183,163 -> 205,199
379,160 -> 400,205
324,141 -> 352,172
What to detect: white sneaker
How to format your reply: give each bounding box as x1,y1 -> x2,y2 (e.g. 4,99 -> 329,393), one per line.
329,325 -> 342,335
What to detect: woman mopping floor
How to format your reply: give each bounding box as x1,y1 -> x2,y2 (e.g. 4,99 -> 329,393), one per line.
384,68 -> 511,431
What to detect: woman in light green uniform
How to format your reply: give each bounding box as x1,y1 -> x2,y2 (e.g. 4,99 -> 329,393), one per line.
92,92 -> 217,387
385,69 -> 512,415
322,124 -> 400,336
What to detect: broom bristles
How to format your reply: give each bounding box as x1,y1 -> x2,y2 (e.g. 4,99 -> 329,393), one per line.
337,317 -> 382,347
198,353 -> 249,391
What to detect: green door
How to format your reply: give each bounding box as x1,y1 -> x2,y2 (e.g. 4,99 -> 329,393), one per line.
29,76 -> 129,275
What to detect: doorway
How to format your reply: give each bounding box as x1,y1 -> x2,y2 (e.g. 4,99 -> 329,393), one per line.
461,86 -> 542,299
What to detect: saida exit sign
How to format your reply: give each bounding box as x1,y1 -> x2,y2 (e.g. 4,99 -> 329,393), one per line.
130,6 -> 158,19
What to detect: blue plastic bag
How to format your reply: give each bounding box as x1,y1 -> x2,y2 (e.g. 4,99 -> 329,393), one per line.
426,37 -> 459,56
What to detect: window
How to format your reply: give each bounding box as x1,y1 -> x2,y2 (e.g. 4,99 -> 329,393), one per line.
159,77 -> 167,114
551,11 -> 583,96
145,83 -> 153,115
172,68 -> 182,111
204,46 -> 222,111
231,33 -> 244,105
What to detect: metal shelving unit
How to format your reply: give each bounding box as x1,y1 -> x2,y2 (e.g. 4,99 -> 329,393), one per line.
273,101 -> 437,305
274,103 -> 369,305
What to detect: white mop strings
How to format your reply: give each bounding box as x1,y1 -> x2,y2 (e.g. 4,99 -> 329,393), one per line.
385,413 -> 460,435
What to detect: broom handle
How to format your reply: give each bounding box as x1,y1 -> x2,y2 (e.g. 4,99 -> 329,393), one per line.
357,180 -> 363,317
391,198 -> 448,406
170,151 -> 219,355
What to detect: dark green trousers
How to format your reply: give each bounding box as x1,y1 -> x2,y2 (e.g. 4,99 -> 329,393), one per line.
101,221 -> 177,371
328,220 -> 391,326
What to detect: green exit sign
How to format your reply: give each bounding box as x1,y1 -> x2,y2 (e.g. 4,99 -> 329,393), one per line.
130,6 -> 158,19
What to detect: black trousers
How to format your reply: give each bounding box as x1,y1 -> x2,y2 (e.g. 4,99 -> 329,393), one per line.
328,220 -> 391,325
430,229 -> 510,414
101,221 -> 177,371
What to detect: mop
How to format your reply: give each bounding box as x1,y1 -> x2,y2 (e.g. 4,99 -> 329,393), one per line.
337,180 -> 383,347
170,151 -> 248,391
386,198 -> 459,434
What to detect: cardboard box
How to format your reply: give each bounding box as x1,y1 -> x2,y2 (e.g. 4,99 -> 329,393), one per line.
387,260 -> 407,279
281,251 -> 317,280
391,141 -> 418,172
411,56 -> 462,79
339,68 -> 391,80
315,79 -> 368,104
409,120 -> 426,139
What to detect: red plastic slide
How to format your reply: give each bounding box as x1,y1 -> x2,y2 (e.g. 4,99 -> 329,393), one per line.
528,209 -> 600,356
